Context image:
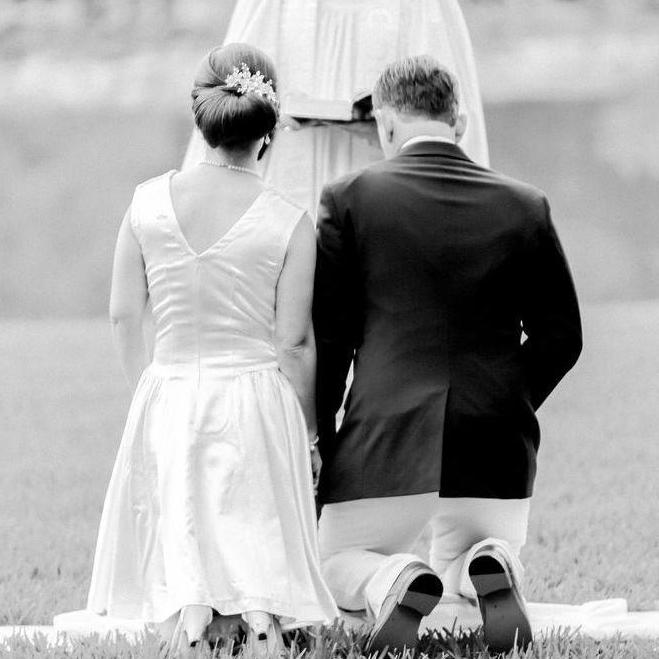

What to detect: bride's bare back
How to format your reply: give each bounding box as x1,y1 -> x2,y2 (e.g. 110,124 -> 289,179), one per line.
169,165 -> 266,256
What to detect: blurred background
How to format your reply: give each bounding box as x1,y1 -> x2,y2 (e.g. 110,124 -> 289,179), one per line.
1,0 -> 659,315
1,0 -> 659,625
0,0 -> 659,317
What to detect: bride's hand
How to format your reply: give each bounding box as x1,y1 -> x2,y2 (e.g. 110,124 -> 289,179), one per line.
310,445 -> 322,495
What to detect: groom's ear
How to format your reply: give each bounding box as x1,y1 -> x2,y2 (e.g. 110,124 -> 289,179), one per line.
454,113 -> 468,144
374,107 -> 396,156
378,108 -> 396,144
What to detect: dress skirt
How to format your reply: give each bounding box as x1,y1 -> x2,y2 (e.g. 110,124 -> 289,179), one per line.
87,363 -> 337,629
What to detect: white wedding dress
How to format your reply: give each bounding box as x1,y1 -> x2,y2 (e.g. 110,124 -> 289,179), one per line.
86,171 -> 338,629
183,0 -> 488,210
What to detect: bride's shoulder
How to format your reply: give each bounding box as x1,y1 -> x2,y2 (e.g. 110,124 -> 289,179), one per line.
260,187 -> 312,247
134,169 -> 177,194
262,186 -> 308,218
129,171 -> 177,233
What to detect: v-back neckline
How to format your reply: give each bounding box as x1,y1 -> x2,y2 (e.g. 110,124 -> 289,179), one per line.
165,170 -> 267,258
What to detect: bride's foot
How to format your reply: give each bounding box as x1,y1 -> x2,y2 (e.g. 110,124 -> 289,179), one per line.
243,610 -> 284,658
168,605 -> 213,657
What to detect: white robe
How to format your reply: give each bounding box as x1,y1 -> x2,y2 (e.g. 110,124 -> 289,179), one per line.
184,0 -> 489,211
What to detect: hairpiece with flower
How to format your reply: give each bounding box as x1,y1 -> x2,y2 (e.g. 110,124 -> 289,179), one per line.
222,63 -> 278,106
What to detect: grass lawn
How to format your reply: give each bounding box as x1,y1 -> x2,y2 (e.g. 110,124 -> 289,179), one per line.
1,300 -> 659,656
2,625 -> 658,659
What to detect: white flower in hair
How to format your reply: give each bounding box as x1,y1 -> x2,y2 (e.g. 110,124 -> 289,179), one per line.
224,63 -> 278,106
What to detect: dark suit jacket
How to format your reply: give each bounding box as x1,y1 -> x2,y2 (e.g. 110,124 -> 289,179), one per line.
313,141 -> 582,504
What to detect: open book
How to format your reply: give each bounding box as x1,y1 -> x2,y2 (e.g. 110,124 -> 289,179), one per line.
282,90 -> 373,121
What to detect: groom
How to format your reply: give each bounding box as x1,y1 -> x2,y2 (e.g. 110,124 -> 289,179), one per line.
313,55 -> 582,653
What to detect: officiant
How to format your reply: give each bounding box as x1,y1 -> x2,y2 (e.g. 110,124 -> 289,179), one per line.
182,0 -> 489,211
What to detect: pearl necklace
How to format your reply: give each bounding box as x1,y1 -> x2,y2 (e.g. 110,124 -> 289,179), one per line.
201,159 -> 262,179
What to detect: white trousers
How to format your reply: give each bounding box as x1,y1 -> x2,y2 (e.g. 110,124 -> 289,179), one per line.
318,494 -> 530,619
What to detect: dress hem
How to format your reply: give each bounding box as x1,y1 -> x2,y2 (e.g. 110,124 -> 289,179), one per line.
90,596 -> 338,631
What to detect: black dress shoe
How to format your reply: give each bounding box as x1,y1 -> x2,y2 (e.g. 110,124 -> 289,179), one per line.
468,548 -> 533,653
366,561 -> 443,653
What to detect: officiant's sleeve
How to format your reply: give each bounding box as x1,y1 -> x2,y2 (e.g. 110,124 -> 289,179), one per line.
313,185 -> 359,449
520,196 -> 583,410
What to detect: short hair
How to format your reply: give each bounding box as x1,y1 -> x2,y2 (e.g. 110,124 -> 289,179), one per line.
191,43 -> 279,150
372,55 -> 460,126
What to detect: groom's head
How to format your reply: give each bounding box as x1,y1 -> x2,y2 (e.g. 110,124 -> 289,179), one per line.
372,55 -> 467,159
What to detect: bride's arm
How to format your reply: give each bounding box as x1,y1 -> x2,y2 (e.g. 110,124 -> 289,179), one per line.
109,206 -> 149,392
274,213 -> 318,438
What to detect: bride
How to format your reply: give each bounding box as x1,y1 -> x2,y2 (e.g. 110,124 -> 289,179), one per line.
87,42 -> 338,655
183,0 -> 488,210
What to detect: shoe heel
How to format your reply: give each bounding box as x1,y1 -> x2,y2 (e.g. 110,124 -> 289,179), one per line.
244,611 -> 284,658
469,556 -> 512,596
399,573 -> 443,616
368,605 -> 421,652
469,556 -> 532,653
476,589 -> 533,652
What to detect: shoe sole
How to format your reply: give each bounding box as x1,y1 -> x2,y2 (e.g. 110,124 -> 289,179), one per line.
245,617 -> 284,659
469,555 -> 533,653
368,572 -> 443,652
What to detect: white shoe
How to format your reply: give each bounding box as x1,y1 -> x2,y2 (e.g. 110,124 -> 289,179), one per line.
168,605 -> 213,658
243,610 -> 284,658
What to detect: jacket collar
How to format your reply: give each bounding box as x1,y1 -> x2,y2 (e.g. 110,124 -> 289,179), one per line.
397,140 -> 472,162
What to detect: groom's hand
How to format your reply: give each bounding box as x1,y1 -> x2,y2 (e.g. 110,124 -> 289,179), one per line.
310,445 -> 322,495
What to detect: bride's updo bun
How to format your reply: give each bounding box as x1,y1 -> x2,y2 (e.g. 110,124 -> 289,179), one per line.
192,43 -> 279,150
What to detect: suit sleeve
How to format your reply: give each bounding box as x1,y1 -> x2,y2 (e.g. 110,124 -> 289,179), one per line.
313,185 -> 359,451
520,196 -> 583,410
